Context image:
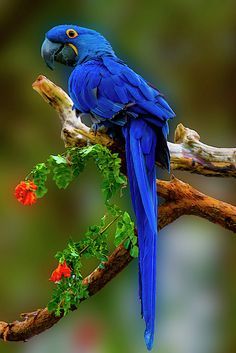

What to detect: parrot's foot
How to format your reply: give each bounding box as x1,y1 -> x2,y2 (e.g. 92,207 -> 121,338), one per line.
91,122 -> 108,135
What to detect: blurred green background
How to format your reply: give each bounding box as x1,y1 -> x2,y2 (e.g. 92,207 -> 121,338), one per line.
0,1 -> 235,353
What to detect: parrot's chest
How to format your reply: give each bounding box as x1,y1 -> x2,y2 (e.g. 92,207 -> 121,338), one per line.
69,62 -> 103,114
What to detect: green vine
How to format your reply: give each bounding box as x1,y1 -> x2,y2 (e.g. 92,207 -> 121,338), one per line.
26,145 -> 138,316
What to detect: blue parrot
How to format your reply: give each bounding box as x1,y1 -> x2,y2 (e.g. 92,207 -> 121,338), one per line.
41,25 -> 175,350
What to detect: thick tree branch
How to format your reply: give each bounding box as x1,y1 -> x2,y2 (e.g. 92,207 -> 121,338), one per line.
32,75 -> 236,177
157,177 -> 236,232
1,176 -> 235,341
1,75 -> 235,342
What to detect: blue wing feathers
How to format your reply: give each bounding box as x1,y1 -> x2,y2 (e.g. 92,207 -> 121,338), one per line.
110,74 -> 124,86
122,69 -> 141,87
113,84 -> 129,104
103,56 -> 124,74
69,57 -> 175,125
158,96 -> 175,115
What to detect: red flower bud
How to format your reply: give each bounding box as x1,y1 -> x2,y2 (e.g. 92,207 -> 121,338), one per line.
49,260 -> 72,283
14,181 -> 38,206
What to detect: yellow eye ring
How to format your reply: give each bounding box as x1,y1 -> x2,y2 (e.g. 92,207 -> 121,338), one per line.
66,29 -> 78,39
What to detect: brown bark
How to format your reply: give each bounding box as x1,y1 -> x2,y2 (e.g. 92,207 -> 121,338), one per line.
157,177 -> 236,232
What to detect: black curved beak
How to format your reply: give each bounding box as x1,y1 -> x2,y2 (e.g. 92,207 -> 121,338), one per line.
41,38 -> 63,70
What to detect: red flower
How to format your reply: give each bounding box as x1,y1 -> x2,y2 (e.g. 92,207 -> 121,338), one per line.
14,181 -> 38,206
49,260 -> 72,283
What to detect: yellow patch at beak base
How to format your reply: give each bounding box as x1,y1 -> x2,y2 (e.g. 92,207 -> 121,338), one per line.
67,43 -> 78,56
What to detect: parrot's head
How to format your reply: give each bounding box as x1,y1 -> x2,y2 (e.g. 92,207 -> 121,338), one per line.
41,25 -> 115,69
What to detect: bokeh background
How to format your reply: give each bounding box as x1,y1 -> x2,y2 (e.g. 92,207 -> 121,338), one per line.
0,1 -> 235,353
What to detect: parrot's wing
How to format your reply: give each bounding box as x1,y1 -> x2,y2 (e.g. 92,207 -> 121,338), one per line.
69,57 -> 175,124
69,59 -> 125,120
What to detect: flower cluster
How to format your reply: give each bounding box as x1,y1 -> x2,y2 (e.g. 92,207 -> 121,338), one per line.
14,180 -> 38,206
49,261 -> 72,283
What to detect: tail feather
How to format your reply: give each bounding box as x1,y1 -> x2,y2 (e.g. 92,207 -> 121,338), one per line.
124,131 -> 144,316
123,118 -> 158,350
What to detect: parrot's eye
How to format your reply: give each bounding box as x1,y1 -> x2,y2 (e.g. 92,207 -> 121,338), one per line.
66,29 -> 78,39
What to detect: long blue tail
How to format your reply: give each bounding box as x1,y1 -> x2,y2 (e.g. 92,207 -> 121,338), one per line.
123,118 -> 158,350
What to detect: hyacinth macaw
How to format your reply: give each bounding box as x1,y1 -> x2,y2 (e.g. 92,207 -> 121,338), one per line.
41,25 -> 175,350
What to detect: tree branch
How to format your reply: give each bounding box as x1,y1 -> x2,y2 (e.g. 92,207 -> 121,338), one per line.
157,177 -> 236,232
1,75 -> 235,342
32,75 -> 236,177
1,175 -> 235,341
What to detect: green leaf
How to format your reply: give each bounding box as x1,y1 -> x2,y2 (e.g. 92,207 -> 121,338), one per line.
55,306 -> 62,317
130,235 -> 137,245
130,245 -> 139,258
52,164 -> 74,189
35,185 -> 48,198
114,235 -> 124,247
123,212 -> 131,224
55,251 -> 64,261
47,300 -> 58,312
51,155 -> 67,164
123,238 -> 131,249
32,162 -> 50,198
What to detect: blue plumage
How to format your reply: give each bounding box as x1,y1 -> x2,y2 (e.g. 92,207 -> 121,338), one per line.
41,25 -> 175,350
